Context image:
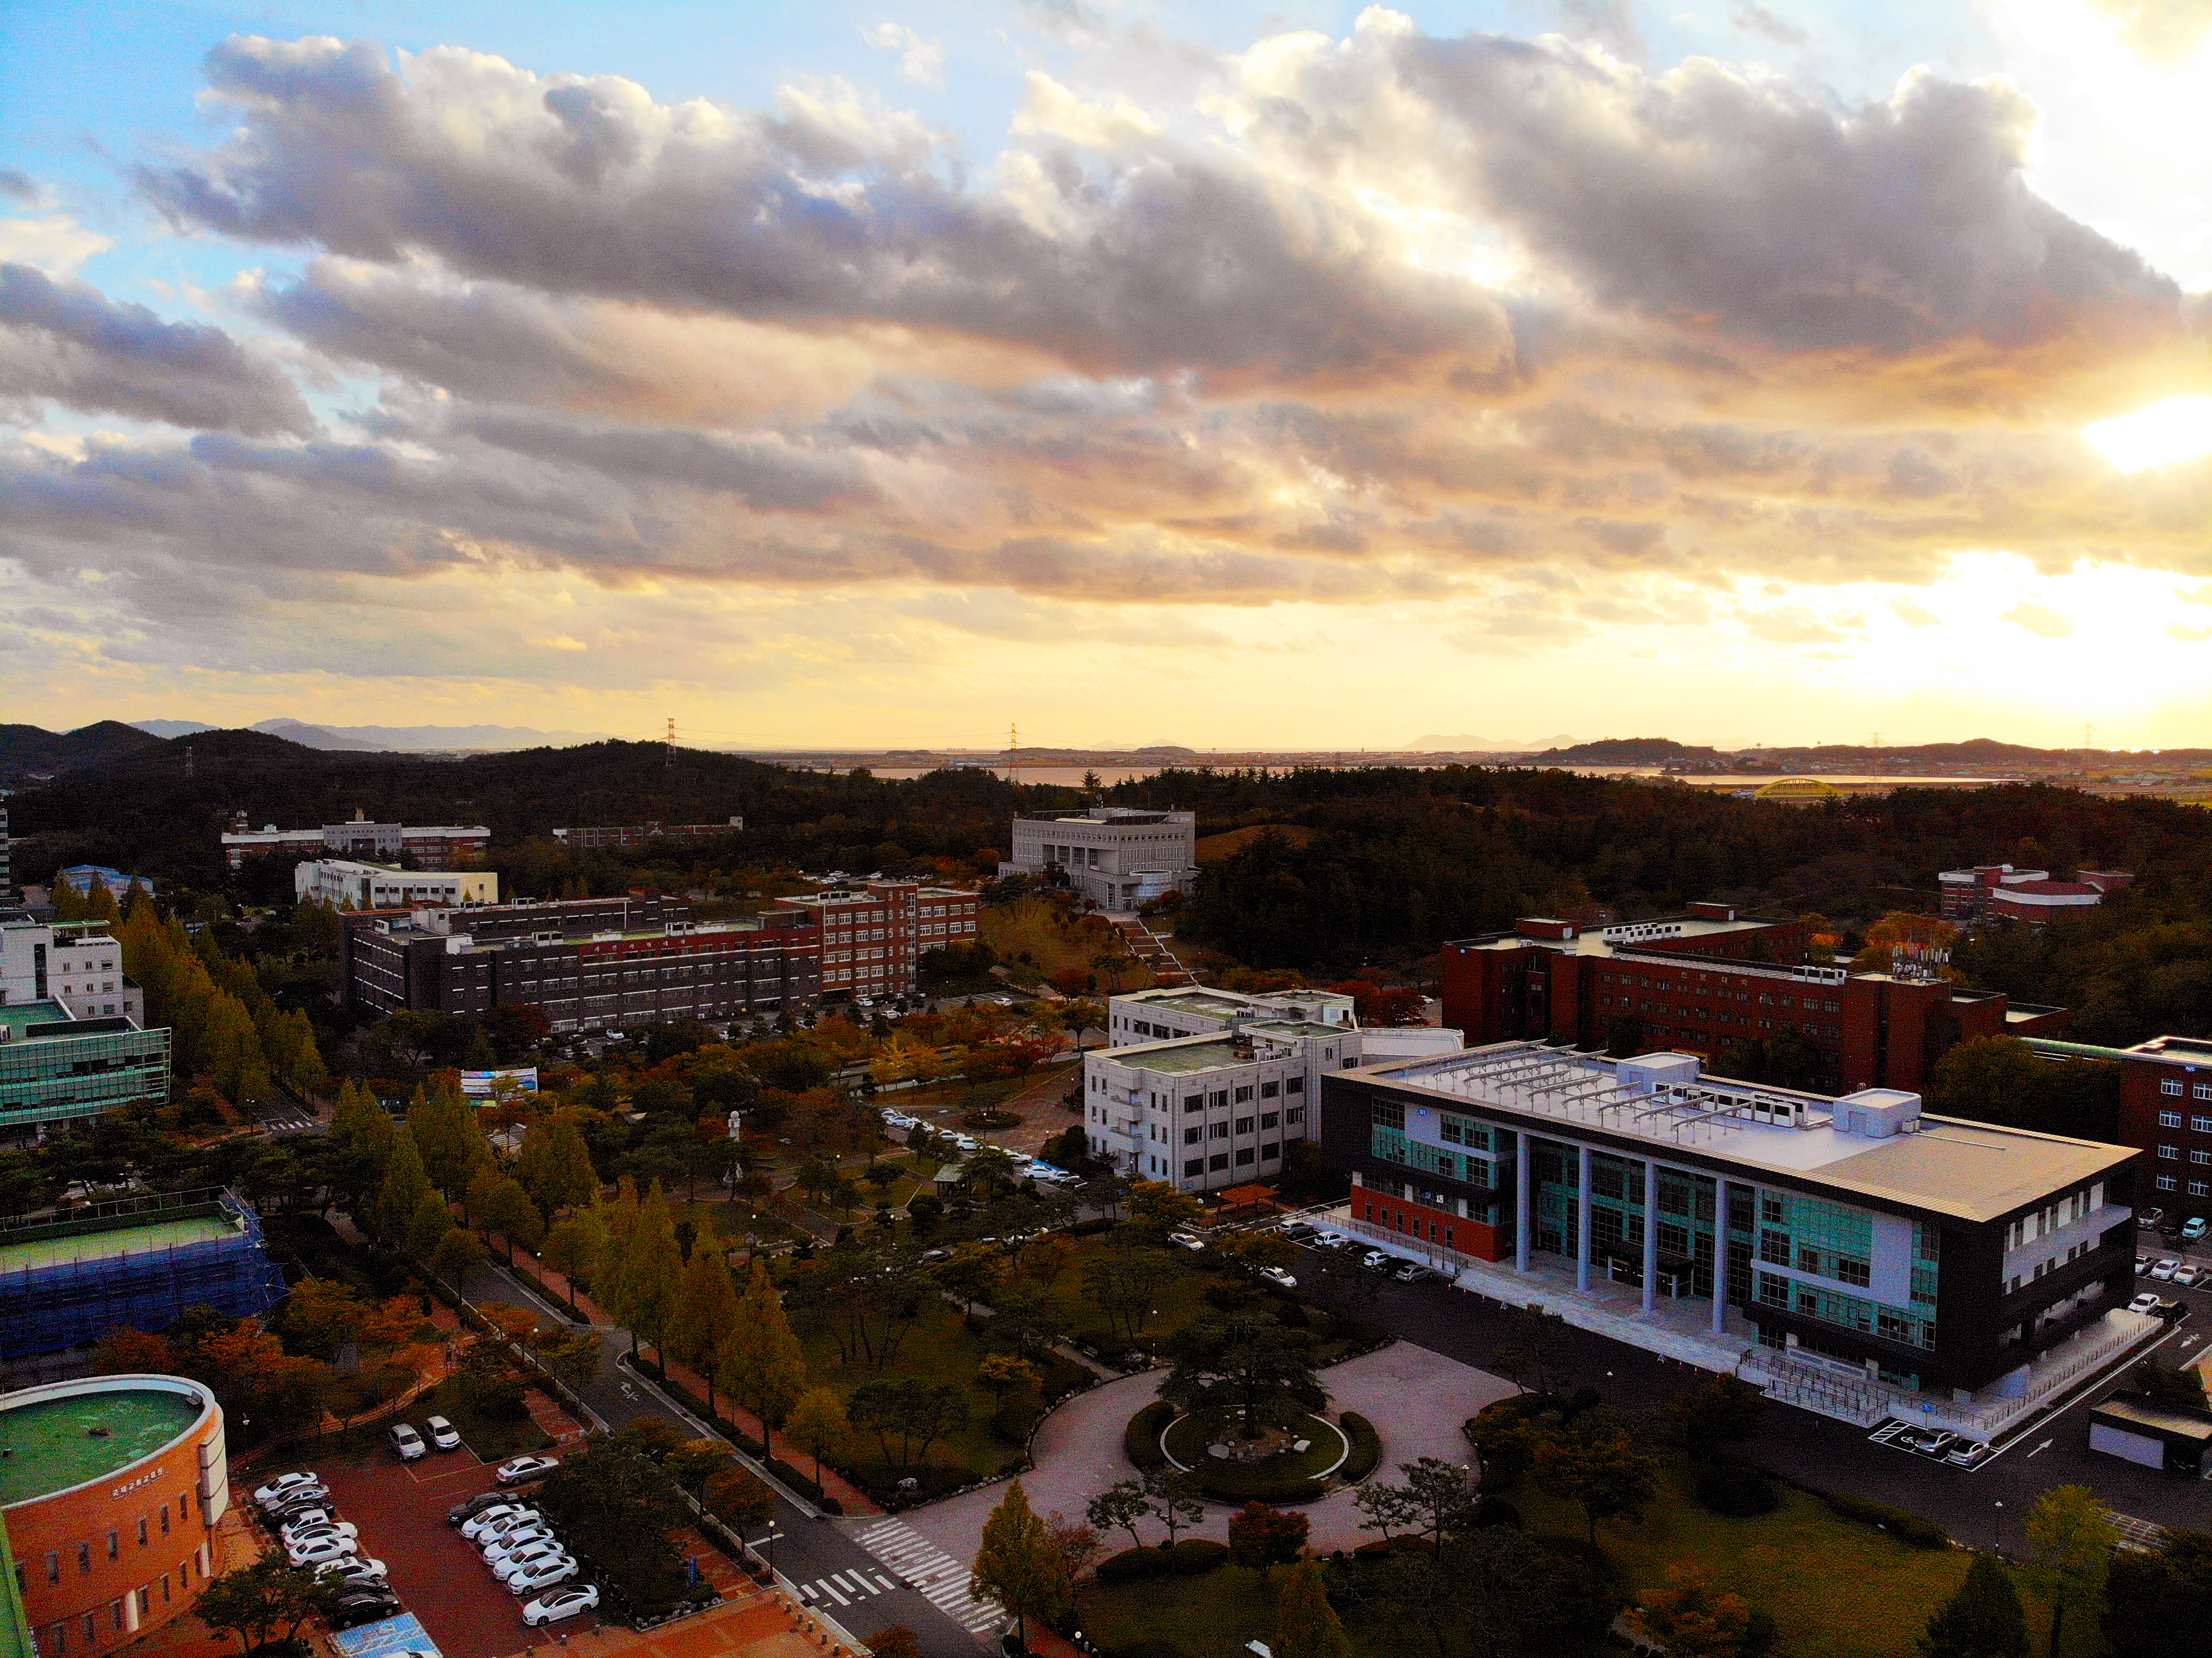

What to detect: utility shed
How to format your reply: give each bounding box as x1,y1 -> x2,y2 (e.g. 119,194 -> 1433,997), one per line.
2089,1391 -> 2212,1475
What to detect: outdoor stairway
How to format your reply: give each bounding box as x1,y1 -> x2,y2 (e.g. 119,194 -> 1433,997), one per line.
1111,916 -> 1192,986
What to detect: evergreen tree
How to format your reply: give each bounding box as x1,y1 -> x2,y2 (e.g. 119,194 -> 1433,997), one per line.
2025,1486 -> 2117,1658
370,1125 -> 435,1242
1921,1554 -> 2028,1658
971,1480 -> 1070,1647
1273,1554 -> 1350,1658
667,1245 -> 741,1411
591,1185 -> 642,1327
411,1079 -> 491,1197
482,1178 -> 544,1265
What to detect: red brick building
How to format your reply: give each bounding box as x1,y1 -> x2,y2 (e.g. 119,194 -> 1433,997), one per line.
2108,1034 -> 2212,1217
1442,906 -> 2069,1094
770,880 -> 978,1001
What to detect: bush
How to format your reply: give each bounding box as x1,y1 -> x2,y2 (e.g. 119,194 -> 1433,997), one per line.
993,1401 -> 1041,1444
1125,1402 -> 1174,1472
765,1458 -> 844,1515
1695,1462 -> 1778,1517
1822,1492 -> 1947,1548
1166,1539 -> 1229,1575
1532,1537 -> 1630,1640
1097,1547 -> 1173,1583
1338,1411 -> 1381,1482
1472,1495 -> 1522,1529
961,1108 -> 1023,1129
844,1463 -> 972,1511
1183,1457 -> 1330,1505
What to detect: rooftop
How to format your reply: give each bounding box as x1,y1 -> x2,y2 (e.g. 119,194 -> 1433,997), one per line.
1120,989 -> 1267,1019
0,1384 -> 204,1507
0,1001 -> 77,1038
1359,1042 -> 2133,1223
1103,1036 -> 1249,1075
0,1213 -> 241,1273
1244,1019 -> 1347,1038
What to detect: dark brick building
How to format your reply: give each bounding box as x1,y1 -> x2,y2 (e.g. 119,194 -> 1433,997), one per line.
1441,906 -> 2068,1094
340,896 -> 820,1032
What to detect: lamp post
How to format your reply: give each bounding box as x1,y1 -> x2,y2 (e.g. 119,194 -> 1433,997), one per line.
1993,1500 -> 2005,1559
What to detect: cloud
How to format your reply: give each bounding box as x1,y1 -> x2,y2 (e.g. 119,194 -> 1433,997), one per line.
0,171 -> 39,205
1729,4 -> 1806,46
0,262 -> 312,434
2085,0 -> 2212,63
1890,598 -> 1940,627
2003,600 -> 2076,637
0,213 -> 113,278
1548,0 -> 1645,59
862,22 -> 945,87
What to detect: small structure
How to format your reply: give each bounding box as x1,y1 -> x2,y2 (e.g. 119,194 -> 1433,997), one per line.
2089,1391 -> 2212,1475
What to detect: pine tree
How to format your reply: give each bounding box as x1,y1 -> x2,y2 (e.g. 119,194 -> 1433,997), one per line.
1274,1554 -> 1350,1658
971,1481 -> 1070,1647
617,1182 -> 685,1362
667,1245 -> 741,1411
371,1125 -> 436,1242
1921,1553 -> 2028,1658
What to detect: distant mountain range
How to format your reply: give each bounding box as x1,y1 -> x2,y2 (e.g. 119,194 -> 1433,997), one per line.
0,721 -> 165,785
127,718 -> 618,752
1403,733 -> 1582,752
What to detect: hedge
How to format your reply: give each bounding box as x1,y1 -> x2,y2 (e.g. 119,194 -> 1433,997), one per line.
1338,1413 -> 1381,1483
1095,1541 -> 1229,1583
766,1458 -> 844,1515
1821,1492 -> 1947,1548
1125,1402 -> 1174,1472
1182,1456 -> 1331,1505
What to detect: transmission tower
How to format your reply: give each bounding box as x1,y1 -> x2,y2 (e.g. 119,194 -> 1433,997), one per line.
665,716 -> 676,768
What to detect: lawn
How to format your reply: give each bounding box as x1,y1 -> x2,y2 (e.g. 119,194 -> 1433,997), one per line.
410,1375 -> 556,1462
980,898 -> 1157,991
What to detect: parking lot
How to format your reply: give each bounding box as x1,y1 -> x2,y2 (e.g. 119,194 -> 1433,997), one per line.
282,1440 -> 596,1658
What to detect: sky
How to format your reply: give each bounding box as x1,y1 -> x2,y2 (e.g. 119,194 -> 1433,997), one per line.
6,0 -> 2212,752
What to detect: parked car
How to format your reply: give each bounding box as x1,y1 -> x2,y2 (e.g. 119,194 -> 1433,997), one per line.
288,1534 -> 359,1569
278,1512 -> 346,1542
2153,1258 -> 2181,1280
1311,1231 -> 1349,1250
323,1558 -> 389,1589
1167,1232 -> 1206,1253
1945,1440 -> 1994,1469
328,1593 -> 405,1631
496,1455 -> 561,1486
2130,1291 -> 2164,1314
521,1585 -> 600,1627
254,1473 -> 324,1507
2153,1297 -> 2187,1320
2176,1265 -> 2205,1288
505,1556 -> 581,1595
2138,1207 -> 2166,1227
1360,1249 -> 1391,1271
2138,1256 -> 2154,1276
449,1491 -> 514,1526
424,1415 -> 462,1452
464,1507 -> 543,1542
1279,1222 -> 1319,1243
484,1531 -> 560,1569
1392,1261 -> 1427,1282
387,1422 -> 426,1461
1259,1266 -> 1297,1289
2185,1217 -> 2209,1242
266,1493 -> 335,1527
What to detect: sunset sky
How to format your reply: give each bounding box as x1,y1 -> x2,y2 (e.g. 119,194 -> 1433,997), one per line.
6,0 -> 2212,750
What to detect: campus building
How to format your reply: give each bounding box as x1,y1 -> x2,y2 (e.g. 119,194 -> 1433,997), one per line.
551,818 -> 745,849
222,809 -> 489,871
294,861 -> 499,910
0,918 -> 167,1139
1441,908 -> 2068,1094
1106,984 -> 1359,1043
1938,864 -> 2132,924
769,880 -> 978,1001
1321,1043 -> 2142,1414
1002,808 -> 1199,910
339,896 -> 821,1032
2,1374 -> 229,1658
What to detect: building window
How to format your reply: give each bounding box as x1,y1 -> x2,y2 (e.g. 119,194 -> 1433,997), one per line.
2193,1150 -> 2210,1166
1234,1085 -> 1254,1103
2198,1084 -> 2212,1101
1183,1158 -> 1204,1178
1210,1122 -> 1229,1140
1285,1108 -> 1305,1125
45,1553 -> 58,1585
2159,1174 -> 2179,1190
1261,1143 -> 1281,1161
1183,1096 -> 1204,1113
2160,1144 -> 2181,1159
1184,1127 -> 1202,1145
1235,1149 -> 1255,1165
2193,1181 -> 2211,1198
1209,1154 -> 1230,1172
1260,1081 -> 1281,1100
1285,1077 -> 1305,1094
107,1532 -> 117,1561
1836,1257 -> 1871,1287
2160,1111 -> 2184,1128
1235,1117 -> 1254,1135
2195,1117 -> 2212,1134
138,1520 -> 147,1546
79,1543 -> 91,1575
1260,1112 -> 1279,1130
2162,1078 -> 2185,1095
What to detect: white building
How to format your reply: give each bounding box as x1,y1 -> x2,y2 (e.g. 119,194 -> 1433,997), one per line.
1083,1022 -> 1359,1191
0,918 -> 143,1023
224,809 -> 489,870
295,860 -> 498,910
1107,984 -> 1357,1044
1003,808 -> 1198,910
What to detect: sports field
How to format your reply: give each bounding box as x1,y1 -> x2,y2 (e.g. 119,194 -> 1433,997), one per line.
0,1215 -> 236,1273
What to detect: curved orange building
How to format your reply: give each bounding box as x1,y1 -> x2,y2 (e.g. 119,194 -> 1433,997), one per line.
1,1375 -> 227,1658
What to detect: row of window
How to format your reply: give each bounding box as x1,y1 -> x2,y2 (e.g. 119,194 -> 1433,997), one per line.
1183,1112 -> 1284,1143
2151,1175 -> 2211,1195
1182,1145 -> 1281,1175
1598,974 -> 1842,1014
2157,1079 -> 2212,1098
2004,1236 -> 2095,1294
39,1497 -> 194,1584
32,1562 -> 196,1656
2155,1111 -> 2212,1130
2154,1145 -> 2212,1163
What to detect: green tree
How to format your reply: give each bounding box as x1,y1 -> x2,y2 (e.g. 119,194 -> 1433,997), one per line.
971,1480 -> 1071,1649
1672,1374 -> 1767,1461
784,1385 -> 851,1491
519,1113 -> 602,1216
723,1258 -> 809,1425
976,1352 -> 1039,1410
405,1186 -> 456,1260
193,1555 -> 348,1657
481,1177 -> 545,1264
2102,1528 -> 2212,1658
1141,1466 -> 1204,1547
1638,1560 -> 1756,1658
2024,1485 -> 2117,1658
1536,1413 -> 1658,1548
541,1210 -> 605,1317
411,1079 -> 492,1198
1161,1312 -> 1326,1438
664,1437 -> 736,1503
1351,1457 -> 1478,1550
1273,1553 -> 1351,1658
617,1181 -> 686,1362
1921,1553 -> 2029,1658
369,1124 -> 435,1242
530,1326 -> 606,1392
428,1226 -> 488,1292
667,1245 -> 742,1413
1085,1480 -> 1151,1553
848,1378 -> 969,1470
329,1081 -> 395,1177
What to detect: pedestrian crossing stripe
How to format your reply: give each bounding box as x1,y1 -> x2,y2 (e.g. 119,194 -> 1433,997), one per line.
853,1519 -> 1004,1634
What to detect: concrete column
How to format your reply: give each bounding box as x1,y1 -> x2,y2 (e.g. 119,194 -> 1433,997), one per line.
1514,1130 -> 1531,1272
1642,1158 -> 1660,1314
1712,1180 -> 1730,1336
1575,1142 -> 1593,1294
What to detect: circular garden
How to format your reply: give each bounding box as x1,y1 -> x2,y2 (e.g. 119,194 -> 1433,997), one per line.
1126,1399 -> 1380,1504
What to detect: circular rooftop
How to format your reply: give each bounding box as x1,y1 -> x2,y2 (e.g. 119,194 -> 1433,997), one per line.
0,1375 -> 215,1509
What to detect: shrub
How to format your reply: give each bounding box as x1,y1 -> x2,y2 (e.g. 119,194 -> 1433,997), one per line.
1472,1495 -> 1522,1529
1822,1492 -> 1947,1548
1532,1537 -> 1629,1640
1097,1547 -> 1173,1584
1183,1457 -> 1330,1504
1694,1462 -> 1779,1518
1338,1412 -> 1381,1482
1167,1539 -> 1229,1575
1125,1402 -> 1173,1472
992,1401 -> 1041,1444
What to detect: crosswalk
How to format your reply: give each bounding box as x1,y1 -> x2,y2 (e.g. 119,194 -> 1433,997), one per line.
795,1565 -> 901,1611
852,1518 -> 1004,1636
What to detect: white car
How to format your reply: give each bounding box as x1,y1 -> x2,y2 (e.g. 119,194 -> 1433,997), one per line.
496,1455 -> 561,1486
281,1518 -> 357,1546
1312,1231 -> 1349,1250
520,1585 -> 599,1627
2153,1258 -> 2181,1281
504,1555 -> 580,1595
1259,1266 -> 1297,1289
484,1530 -> 559,1568
464,1507 -> 542,1542
424,1415 -> 462,1451
388,1422 -> 427,1460
1167,1231 -> 1206,1253
275,1509 -> 341,1538
2130,1291 -> 2163,1314
322,1558 -> 389,1587
254,1473 -> 324,1507
287,1534 -> 359,1568
2177,1265 -> 2205,1289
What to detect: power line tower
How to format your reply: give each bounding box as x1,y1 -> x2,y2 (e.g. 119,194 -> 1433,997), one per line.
1007,721 -> 1018,785
184,745 -> 195,780
665,716 -> 676,768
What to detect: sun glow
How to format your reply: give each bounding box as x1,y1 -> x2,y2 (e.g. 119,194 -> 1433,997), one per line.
2083,395 -> 2212,472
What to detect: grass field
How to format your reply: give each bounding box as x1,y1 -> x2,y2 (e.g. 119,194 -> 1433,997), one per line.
980,898 -> 1156,990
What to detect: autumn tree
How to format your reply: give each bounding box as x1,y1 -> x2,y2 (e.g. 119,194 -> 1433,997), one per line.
617,1182 -> 686,1363
666,1245 -> 742,1413
193,1556 -> 347,1657
369,1124 -> 435,1243
1273,1553 -> 1351,1658
2024,1486 -> 2117,1658
971,1481 -> 1071,1649
1638,1560 -> 1755,1658
1535,1412 -> 1658,1548
1227,1503 -> 1309,1573
784,1386 -> 851,1491
723,1257 -> 808,1425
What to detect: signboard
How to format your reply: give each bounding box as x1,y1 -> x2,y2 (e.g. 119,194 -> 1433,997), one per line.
329,1613 -> 440,1658
460,1067 -> 539,1098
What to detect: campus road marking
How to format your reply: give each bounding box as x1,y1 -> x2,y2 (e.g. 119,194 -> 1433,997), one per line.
853,1519 -> 1003,1635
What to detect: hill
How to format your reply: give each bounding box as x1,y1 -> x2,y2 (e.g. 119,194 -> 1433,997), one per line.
1195,824 -> 1316,863
0,721 -> 166,785
1538,737 -> 1728,766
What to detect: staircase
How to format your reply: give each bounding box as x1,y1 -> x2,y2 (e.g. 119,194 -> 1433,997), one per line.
1113,916 -> 1193,986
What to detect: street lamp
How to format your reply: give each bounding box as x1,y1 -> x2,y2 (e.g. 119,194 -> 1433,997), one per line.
1993,1500 -> 2005,1558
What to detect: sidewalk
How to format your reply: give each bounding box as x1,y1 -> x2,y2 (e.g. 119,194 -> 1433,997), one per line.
485,1236 -> 883,1518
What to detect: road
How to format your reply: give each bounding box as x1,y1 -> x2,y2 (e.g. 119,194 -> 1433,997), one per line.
1287,1221 -> 2212,1549
460,1258 -> 997,1658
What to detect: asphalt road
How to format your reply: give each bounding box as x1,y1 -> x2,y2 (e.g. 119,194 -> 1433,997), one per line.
461,1259 -> 993,1658
1289,1222 -> 2212,1549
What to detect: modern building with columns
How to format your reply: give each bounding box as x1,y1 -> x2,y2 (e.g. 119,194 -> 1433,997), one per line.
1320,1042 -> 2141,1401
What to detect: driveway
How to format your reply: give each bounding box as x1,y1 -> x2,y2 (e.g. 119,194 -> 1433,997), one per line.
897,1343 -> 1517,1566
